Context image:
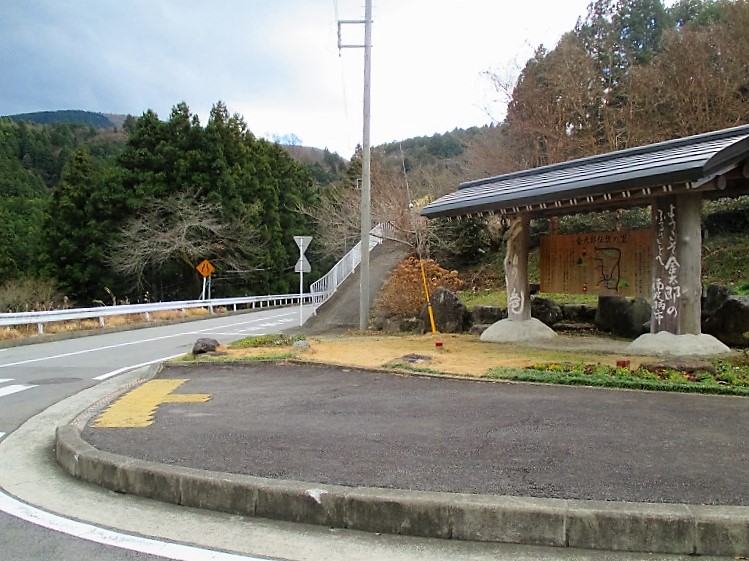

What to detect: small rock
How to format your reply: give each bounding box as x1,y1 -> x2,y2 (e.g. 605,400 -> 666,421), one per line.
192,337 -> 220,354
293,340 -> 310,349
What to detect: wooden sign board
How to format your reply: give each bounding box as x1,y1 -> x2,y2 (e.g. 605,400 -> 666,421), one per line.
540,229 -> 653,297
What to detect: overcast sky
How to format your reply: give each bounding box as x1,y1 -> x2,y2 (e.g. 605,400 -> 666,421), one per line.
2,0 -> 593,157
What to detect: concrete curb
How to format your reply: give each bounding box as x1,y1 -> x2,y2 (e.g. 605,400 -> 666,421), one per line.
55,425 -> 749,556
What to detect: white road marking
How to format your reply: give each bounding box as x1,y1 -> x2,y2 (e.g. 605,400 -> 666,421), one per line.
0,490 -> 272,561
0,314 -> 298,369
0,384 -> 37,398
0,378 -> 12,384
93,353 -> 187,381
0,432 -> 5,440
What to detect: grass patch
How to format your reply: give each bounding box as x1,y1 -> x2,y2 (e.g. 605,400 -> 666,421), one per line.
229,334 -> 305,348
186,352 -> 298,362
487,360 -> 749,396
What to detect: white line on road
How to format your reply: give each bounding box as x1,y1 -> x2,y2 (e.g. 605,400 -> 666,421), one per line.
0,490 -> 273,561
93,353 -> 186,381
0,432 -> 5,440
0,314 -> 299,369
0,378 -> 12,384
0,384 -> 37,398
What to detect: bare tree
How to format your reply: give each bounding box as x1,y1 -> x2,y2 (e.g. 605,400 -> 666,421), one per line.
109,191 -> 260,292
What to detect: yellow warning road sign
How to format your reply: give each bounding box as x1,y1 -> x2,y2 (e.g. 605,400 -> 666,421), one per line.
196,259 -> 215,278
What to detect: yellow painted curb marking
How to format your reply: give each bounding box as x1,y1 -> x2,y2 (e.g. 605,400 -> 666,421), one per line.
92,379 -> 211,428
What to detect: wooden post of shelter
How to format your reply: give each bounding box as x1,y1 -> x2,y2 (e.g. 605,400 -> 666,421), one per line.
650,193 -> 703,335
504,215 -> 531,322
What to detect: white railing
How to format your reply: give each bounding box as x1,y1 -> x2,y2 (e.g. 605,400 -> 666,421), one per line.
309,223 -> 389,306
0,223 -> 391,334
0,293 -> 314,335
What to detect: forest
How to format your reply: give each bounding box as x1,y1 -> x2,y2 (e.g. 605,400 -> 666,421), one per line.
1,0 -> 749,310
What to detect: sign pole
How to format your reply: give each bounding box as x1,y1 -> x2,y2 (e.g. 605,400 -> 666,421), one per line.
299,243 -> 304,326
293,236 -> 313,327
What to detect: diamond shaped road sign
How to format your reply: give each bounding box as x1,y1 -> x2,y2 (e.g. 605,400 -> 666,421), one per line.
294,235 -> 312,254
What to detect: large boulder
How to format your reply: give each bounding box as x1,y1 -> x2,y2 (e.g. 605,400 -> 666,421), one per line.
531,297 -> 563,327
702,284 -> 734,317
420,287 -> 471,333
595,296 -> 651,339
470,305 -> 506,325
561,304 -> 597,323
702,296 -> 749,347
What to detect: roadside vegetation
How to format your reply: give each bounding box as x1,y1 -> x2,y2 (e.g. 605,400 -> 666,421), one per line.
193,333 -> 749,397
487,358 -> 749,397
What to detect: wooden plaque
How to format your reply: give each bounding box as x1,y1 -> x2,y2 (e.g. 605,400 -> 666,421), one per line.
540,229 -> 653,297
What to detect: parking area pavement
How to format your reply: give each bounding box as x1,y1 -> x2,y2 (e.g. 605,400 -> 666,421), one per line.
82,361 -> 749,506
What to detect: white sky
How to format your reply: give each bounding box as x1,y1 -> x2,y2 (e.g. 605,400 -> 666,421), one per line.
1,0 -> 593,157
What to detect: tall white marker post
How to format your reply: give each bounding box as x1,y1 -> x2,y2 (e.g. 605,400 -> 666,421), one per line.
294,236 -> 312,326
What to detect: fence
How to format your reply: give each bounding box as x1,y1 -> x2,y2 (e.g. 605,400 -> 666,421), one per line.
309,223 -> 388,305
0,294 -> 315,335
0,224 -> 390,334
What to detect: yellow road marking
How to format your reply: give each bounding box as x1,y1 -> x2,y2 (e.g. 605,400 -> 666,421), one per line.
92,379 -> 211,428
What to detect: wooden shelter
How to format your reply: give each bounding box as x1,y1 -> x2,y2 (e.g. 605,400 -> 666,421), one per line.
421,124 -> 749,345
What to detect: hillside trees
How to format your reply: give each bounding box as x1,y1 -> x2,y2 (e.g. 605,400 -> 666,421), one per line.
109,102 -> 316,300
44,148 -> 127,301
471,0 -> 749,172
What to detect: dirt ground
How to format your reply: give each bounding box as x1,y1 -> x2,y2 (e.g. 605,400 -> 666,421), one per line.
226,332 -> 654,378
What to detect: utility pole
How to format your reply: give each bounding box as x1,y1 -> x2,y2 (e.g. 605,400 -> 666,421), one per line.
338,0 -> 372,331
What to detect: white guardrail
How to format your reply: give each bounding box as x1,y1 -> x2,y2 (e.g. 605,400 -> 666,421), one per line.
0,224 -> 390,334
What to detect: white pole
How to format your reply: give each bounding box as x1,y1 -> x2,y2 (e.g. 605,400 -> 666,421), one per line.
201,276 -> 206,300
299,244 -> 304,326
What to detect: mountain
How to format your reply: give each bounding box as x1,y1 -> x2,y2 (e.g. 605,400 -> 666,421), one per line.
2,110 -> 126,129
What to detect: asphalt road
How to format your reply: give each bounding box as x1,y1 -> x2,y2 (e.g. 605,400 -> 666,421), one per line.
85,361 -> 749,506
0,303 -> 743,561
0,307 -> 314,561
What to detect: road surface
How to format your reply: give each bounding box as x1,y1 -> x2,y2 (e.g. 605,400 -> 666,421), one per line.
0,306 -> 732,560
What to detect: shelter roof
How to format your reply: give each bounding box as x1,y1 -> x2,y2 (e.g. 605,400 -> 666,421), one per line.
421,124 -> 749,219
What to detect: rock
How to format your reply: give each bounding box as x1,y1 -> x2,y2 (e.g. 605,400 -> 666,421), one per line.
561,304 -> 597,323
702,296 -> 749,347
420,287 -> 471,333
470,324 -> 491,336
531,297 -> 563,327
192,337 -> 220,354
702,284 -> 734,316
627,332 -> 731,356
480,318 -> 557,342
293,340 -> 310,349
470,305 -> 506,325
595,296 -> 651,339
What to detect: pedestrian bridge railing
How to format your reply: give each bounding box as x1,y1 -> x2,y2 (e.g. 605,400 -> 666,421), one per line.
309,223 -> 389,306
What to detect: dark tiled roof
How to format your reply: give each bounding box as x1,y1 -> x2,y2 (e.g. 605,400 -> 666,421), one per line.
421,124 -> 749,219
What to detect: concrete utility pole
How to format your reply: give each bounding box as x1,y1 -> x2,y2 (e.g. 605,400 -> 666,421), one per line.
338,0 -> 373,331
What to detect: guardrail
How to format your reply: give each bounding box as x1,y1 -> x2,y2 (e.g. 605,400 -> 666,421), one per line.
309,223 -> 389,306
0,223 -> 392,334
0,293 -> 315,334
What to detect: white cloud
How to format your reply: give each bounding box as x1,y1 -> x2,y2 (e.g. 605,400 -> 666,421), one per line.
0,0 -> 593,157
